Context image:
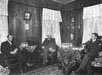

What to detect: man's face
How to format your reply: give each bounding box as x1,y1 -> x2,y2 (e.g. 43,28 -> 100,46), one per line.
70,34 -> 74,39
47,35 -> 51,39
8,35 -> 13,42
91,34 -> 96,40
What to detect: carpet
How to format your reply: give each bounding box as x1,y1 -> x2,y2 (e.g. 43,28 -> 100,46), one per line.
22,65 -> 64,75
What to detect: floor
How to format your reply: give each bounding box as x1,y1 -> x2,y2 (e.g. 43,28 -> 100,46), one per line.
9,65 -> 102,75
9,60 -> 102,75
21,65 -> 64,75
9,63 -> 42,75
9,59 -> 55,75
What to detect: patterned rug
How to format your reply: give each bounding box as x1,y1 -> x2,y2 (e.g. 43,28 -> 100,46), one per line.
22,65 -> 64,75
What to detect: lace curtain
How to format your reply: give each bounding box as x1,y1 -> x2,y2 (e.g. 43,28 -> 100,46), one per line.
82,4 -> 102,43
0,0 -> 8,16
42,8 -> 62,45
0,0 -> 8,47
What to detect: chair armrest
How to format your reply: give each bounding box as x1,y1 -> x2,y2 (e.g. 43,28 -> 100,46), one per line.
95,57 -> 102,63
99,52 -> 102,57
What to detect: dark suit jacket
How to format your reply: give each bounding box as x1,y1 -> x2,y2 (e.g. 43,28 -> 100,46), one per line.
69,39 -> 77,46
42,38 -> 57,59
42,38 -> 56,49
84,39 -> 102,58
1,41 -> 15,57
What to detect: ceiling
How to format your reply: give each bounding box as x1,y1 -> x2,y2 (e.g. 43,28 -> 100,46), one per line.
52,0 -> 75,4
51,0 -> 102,6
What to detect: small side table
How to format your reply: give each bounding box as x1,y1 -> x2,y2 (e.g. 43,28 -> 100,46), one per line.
0,68 -> 10,75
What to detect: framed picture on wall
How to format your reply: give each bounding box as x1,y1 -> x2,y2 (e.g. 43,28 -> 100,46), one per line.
24,11 -> 31,20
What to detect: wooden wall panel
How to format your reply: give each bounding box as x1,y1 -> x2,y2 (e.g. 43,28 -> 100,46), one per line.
8,2 -> 42,46
8,0 -> 84,46
60,12 -> 69,43
60,9 -> 83,46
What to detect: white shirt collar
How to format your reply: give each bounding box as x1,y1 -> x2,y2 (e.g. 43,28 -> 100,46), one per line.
8,40 -> 12,45
92,39 -> 96,43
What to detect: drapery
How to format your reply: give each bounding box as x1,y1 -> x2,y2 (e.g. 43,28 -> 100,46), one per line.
0,0 -> 8,16
0,0 -> 8,47
42,8 -> 62,45
82,4 -> 102,43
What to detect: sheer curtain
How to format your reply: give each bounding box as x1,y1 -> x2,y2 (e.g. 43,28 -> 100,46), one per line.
0,0 -> 8,48
42,8 -> 62,46
82,4 -> 102,43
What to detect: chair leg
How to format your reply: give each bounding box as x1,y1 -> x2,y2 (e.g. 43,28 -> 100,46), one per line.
52,57 -> 53,65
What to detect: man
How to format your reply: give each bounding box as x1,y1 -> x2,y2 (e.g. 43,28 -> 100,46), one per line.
1,35 -> 18,58
42,35 -> 57,66
69,33 -> 77,46
75,33 -> 102,75
1,35 -> 23,73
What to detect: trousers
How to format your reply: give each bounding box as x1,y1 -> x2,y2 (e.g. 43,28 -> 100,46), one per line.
80,54 -> 93,75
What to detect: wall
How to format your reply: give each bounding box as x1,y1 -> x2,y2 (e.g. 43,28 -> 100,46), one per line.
60,1 -> 83,46
8,2 -> 42,46
8,0 -> 85,46
8,0 -> 65,46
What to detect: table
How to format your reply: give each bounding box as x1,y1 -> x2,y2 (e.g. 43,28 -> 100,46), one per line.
58,46 -> 82,61
57,46 -> 82,74
0,68 -> 10,75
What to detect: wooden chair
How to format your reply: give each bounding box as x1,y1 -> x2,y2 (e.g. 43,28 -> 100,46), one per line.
48,48 -> 57,65
48,49 -> 55,65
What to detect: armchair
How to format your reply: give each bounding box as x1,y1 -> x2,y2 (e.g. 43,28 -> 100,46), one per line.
27,40 -> 42,65
3,54 -> 18,69
92,52 -> 102,67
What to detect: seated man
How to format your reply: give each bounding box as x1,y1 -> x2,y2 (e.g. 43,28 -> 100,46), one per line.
42,35 -> 57,66
75,33 -> 102,75
91,36 -> 102,66
69,33 -> 77,46
1,34 -> 24,73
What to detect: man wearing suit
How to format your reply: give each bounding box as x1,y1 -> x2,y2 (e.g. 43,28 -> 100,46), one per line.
1,35 -> 18,58
42,35 -> 57,66
1,35 -> 23,73
75,33 -> 102,75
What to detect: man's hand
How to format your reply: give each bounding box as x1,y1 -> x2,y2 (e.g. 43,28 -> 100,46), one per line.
14,48 -> 18,52
82,44 -> 86,48
10,51 -> 16,54
49,47 -> 52,51
42,46 -> 45,49
78,45 -> 86,51
78,47 -> 84,51
10,48 -> 18,54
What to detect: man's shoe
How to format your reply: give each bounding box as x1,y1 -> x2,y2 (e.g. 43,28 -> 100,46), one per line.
75,68 -> 83,74
42,63 -> 46,68
20,70 -> 23,74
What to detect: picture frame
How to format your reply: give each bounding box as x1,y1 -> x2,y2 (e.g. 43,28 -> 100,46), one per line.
24,11 -> 31,20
